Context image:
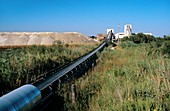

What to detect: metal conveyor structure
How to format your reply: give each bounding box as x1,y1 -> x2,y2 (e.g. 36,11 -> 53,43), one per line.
0,31 -> 112,111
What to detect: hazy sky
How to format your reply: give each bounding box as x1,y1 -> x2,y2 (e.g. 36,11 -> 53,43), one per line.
0,0 -> 169,36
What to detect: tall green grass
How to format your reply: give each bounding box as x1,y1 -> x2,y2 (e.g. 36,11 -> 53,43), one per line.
0,44 -> 97,95
60,44 -> 170,111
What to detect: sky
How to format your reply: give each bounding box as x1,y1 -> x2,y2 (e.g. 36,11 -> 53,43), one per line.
0,0 -> 169,37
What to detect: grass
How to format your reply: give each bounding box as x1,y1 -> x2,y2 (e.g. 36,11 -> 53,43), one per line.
0,44 -> 98,95
60,43 -> 170,111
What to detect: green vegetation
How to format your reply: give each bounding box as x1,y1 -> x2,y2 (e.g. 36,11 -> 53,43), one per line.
1,33 -> 170,110
121,33 -> 155,44
59,34 -> 170,111
121,34 -> 170,57
0,44 -> 97,95
150,35 -> 170,56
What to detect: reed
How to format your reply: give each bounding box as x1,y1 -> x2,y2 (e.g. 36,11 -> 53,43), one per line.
61,43 -> 170,111
0,44 -> 97,95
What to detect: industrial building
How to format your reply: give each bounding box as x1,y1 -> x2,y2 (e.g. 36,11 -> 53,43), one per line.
115,24 -> 132,39
103,24 -> 153,42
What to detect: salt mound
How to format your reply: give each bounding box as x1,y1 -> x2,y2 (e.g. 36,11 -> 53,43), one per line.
0,32 -> 96,46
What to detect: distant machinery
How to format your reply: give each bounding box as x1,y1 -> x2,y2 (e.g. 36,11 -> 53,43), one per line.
107,29 -> 114,34
115,24 -> 132,40
124,24 -> 132,37
96,29 -> 114,42
96,34 -> 107,41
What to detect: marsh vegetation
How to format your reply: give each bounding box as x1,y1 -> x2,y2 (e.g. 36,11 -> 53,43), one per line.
0,44 -> 97,95
60,35 -> 170,111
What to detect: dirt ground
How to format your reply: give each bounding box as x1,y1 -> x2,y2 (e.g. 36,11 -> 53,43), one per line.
0,32 -> 97,46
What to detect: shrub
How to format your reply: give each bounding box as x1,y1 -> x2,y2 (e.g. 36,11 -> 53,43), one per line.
149,37 -> 170,57
121,33 -> 155,44
120,41 -> 138,48
161,40 -> 170,56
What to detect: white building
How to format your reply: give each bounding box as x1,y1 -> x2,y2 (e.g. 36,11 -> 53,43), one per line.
135,33 -> 153,36
143,33 -> 153,36
115,24 -> 132,39
115,32 -> 126,39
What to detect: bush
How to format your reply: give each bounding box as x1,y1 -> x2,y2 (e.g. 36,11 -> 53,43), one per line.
121,33 -> 155,44
162,40 -> 170,56
149,37 -> 170,57
120,41 -> 138,48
